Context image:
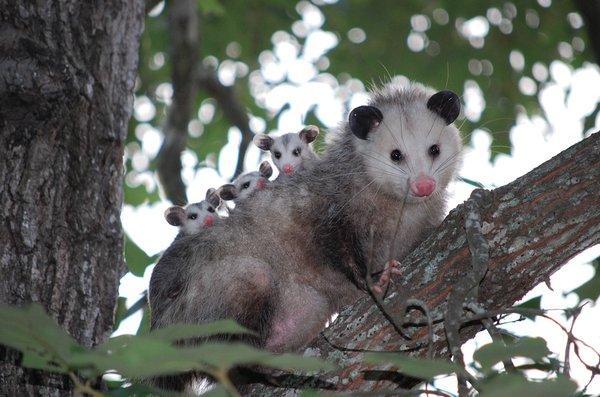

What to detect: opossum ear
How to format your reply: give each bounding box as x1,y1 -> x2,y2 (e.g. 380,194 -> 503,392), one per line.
299,125 -> 319,143
206,188 -> 221,208
217,184 -> 238,201
259,161 -> 273,178
253,134 -> 274,151
349,105 -> 383,140
427,90 -> 460,125
165,206 -> 185,226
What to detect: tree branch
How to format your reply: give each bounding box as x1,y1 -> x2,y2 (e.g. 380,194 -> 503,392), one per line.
196,66 -> 254,179
251,131 -> 600,394
156,0 -> 199,205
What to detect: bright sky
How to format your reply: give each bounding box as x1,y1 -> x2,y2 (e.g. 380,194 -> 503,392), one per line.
117,2 -> 600,394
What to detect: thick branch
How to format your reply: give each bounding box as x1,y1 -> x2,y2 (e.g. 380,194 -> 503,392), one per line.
255,132 -> 600,394
156,0 -> 199,205
196,67 -> 253,179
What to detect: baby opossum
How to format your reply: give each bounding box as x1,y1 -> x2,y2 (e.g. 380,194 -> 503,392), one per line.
218,161 -> 273,204
253,125 -> 319,178
149,82 -> 463,391
164,188 -> 222,236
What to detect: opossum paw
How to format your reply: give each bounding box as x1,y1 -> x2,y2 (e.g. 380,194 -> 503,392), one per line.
372,260 -> 402,295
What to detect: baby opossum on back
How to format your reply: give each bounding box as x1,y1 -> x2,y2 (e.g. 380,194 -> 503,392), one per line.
149,82 -> 463,391
164,188 -> 222,236
253,125 -> 319,178
218,161 -> 273,204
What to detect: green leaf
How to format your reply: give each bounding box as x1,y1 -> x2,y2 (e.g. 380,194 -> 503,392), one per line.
113,297 -> 129,332
107,382 -> 180,396
569,257 -> 600,302
480,374 -> 577,397
147,320 -> 254,341
362,353 -> 461,379
71,335 -> 208,379
181,343 -> 334,372
198,0 -> 225,16
124,234 -> 156,276
516,295 -> 542,319
458,176 -> 486,188
137,305 -> 152,335
0,304 -> 82,374
474,337 -> 550,371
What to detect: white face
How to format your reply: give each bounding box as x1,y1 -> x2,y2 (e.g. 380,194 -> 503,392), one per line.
355,101 -> 462,203
233,172 -> 268,202
181,201 -> 216,235
270,133 -> 313,177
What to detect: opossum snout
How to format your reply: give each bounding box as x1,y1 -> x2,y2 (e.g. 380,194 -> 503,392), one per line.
256,177 -> 267,190
203,215 -> 215,227
410,177 -> 436,197
282,164 -> 294,175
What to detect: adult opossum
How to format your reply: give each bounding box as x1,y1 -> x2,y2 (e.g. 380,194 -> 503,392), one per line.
149,82 -> 463,391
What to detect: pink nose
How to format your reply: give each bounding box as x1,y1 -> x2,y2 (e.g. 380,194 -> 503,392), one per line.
282,164 -> 294,175
256,177 -> 266,190
410,177 -> 436,197
203,215 -> 214,227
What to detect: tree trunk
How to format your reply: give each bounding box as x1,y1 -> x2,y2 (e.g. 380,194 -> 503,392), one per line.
252,131 -> 600,395
0,1 -> 144,395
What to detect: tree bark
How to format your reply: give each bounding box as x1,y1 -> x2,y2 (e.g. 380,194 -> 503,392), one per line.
0,1 -> 144,395
252,131 -> 600,395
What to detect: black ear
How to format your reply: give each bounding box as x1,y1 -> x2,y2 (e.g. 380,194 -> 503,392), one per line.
164,206 -> 185,226
259,161 -> 273,179
427,90 -> 460,125
205,188 -> 221,208
253,134 -> 274,151
299,125 -> 319,143
349,105 -> 383,140
217,184 -> 238,201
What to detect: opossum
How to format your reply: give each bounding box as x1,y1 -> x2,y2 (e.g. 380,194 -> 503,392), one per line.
218,161 -> 273,204
164,188 -> 222,236
149,82 -> 463,391
253,125 -> 319,178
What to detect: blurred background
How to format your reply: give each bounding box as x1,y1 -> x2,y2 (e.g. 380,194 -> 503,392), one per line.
115,0 -> 600,394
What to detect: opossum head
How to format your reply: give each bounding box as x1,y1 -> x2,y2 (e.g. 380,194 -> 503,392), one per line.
349,83 -> 462,203
253,125 -> 319,177
218,161 -> 273,203
164,188 -> 221,235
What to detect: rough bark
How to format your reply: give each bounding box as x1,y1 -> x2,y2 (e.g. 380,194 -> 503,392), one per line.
156,0 -> 199,206
252,131 -> 600,395
0,1 -> 144,395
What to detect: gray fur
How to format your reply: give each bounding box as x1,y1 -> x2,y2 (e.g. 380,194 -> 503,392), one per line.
165,189 -> 222,236
149,82 -> 463,389
253,126 -> 319,179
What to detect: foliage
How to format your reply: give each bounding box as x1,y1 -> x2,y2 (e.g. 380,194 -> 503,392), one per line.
126,0 -> 596,209
0,304 -> 333,396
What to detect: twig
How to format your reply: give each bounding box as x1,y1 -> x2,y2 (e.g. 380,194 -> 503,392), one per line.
465,302 -> 515,372
443,190 -> 490,396
563,306 -> 581,377
156,0 -> 199,205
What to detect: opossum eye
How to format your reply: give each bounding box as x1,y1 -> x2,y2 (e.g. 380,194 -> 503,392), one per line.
207,207 -> 215,213
429,144 -> 440,157
242,181 -> 250,189
292,147 -> 301,156
274,151 -> 282,159
188,214 -> 198,220
390,149 -> 403,162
